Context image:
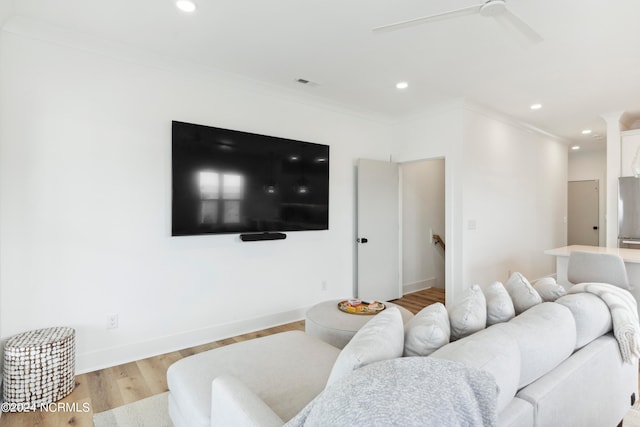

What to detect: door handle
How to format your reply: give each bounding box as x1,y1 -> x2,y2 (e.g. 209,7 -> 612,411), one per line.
593,226 -> 598,230
357,238 -> 369,243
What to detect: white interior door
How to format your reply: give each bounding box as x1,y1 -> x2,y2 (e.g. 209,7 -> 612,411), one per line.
568,180 -> 599,246
356,159 -> 400,301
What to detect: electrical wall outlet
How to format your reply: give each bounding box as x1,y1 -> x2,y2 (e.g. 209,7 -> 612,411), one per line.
321,280 -> 327,291
107,313 -> 119,330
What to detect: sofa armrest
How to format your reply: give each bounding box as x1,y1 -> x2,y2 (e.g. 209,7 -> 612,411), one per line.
211,375 -> 284,427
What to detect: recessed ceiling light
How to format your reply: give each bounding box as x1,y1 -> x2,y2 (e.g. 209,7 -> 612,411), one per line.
530,103 -> 542,110
176,0 -> 196,12
571,145 -> 581,150
581,129 -> 592,135
396,81 -> 409,90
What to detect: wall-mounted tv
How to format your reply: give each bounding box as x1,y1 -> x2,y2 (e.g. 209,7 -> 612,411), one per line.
172,121 -> 329,236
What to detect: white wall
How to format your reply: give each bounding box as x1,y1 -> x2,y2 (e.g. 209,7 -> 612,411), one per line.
568,147 -> 606,245
461,107 -> 568,286
0,18 -> 570,372
0,3 -> 16,380
393,103 -> 567,304
401,159 -> 445,292
0,21 -> 392,372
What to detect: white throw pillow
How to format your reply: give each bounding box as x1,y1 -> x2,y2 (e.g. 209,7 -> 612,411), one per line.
505,272 -> 542,315
533,277 -> 566,302
482,281 -> 515,326
326,307 -> 404,386
555,293 -> 612,350
403,303 -> 450,357
448,284 -> 487,340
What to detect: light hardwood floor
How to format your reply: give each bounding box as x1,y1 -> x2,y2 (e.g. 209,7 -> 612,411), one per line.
0,288 -> 444,427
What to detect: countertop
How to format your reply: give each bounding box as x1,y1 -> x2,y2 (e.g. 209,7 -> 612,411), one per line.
544,245 -> 640,264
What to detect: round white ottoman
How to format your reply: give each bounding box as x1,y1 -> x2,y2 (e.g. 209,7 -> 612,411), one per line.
305,300 -> 414,349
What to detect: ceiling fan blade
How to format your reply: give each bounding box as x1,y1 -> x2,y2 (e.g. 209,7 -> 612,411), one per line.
494,8 -> 543,44
373,4 -> 482,33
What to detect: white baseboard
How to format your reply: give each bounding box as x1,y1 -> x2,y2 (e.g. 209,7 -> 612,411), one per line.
403,278 -> 439,295
76,307 -> 308,374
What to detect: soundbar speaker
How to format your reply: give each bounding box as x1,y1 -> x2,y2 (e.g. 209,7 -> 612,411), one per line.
240,232 -> 287,242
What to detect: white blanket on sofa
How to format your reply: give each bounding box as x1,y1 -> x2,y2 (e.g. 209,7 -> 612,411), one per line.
569,282 -> 640,363
285,357 -> 497,427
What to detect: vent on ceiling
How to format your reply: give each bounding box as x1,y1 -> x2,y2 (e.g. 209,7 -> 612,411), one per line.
295,78 -> 319,87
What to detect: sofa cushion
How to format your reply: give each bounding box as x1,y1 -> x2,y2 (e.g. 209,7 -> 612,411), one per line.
555,293 -> 612,350
501,303 -> 576,389
211,375 -> 284,427
404,302 -> 450,357
167,331 -> 340,427
448,284 -> 487,340
505,272 -> 542,314
326,307 -> 404,386
431,322 -> 520,414
532,277 -> 566,302
482,281 -> 515,326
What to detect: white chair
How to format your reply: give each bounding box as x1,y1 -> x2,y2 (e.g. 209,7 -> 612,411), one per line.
567,251 -> 630,289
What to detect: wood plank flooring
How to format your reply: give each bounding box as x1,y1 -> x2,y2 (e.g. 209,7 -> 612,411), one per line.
0,288 -> 444,427
390,287 -> 446,314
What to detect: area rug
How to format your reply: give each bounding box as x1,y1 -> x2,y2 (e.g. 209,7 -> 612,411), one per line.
93,392 -> 173,427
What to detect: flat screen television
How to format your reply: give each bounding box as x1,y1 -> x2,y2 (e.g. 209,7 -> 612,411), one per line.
172,121 -> 329,236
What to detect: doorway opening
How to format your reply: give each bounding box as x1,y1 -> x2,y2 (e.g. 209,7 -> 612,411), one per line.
400,158 -> 446,301
355,157 -> 446,304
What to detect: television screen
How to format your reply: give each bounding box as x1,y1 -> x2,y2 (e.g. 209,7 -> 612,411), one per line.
172,121 -> 329,236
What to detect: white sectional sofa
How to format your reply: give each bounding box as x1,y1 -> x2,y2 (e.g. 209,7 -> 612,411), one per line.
167,295 -> 638,427
431,299 -> 636,426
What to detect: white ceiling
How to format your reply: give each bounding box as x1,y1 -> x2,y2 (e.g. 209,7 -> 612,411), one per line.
6,0 -> 640,145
